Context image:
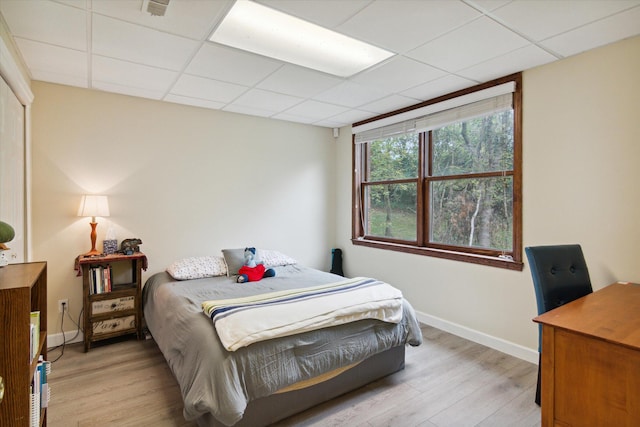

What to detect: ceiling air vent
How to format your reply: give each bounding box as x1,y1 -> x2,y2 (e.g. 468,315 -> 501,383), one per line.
143,0 -> 170,17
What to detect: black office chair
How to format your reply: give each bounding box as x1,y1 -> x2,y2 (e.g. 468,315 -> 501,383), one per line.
525,244 -> 593,406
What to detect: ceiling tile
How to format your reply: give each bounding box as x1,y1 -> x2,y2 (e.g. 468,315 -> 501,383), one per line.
351,56 -> 446,93
338,0 -> 481,52
91,0 -> 229,40
15,38 -> 87,85
490,0 -> 640,42
314,81 -> 388,108
330,108 -> 377,125
467,0 -> 513,12
407,16 -> 530,72
171,75 -> 247,103
313,117 -> 351,128
92,56 -> 178,92
0,0 -> 86,51
186,43 -> 284,86
271,112 -> 318,125
257,0 -> 372,28
457,44 -> 558,81
358,94 -> 421,115
540,6 -> 640,57
230,88 -> 303,113
164,94 -> 226,110
223,104 -> 275,118
256,64 -> 342,98
281,100 -> 350,121
400,74 -> 477,101
91,81 -> 165,101
92,14 -> 199,71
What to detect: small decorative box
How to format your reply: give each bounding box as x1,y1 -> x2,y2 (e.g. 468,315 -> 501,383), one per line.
103,239 -> 118,254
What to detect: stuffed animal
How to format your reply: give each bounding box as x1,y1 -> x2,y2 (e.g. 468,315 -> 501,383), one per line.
120,238 -> 142,255
237,247 -> 276,283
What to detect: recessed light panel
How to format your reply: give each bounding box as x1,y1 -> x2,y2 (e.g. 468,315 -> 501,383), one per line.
209,0 -> 394,77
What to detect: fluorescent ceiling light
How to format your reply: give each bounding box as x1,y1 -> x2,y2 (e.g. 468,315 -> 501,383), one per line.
209,0 -> 394,77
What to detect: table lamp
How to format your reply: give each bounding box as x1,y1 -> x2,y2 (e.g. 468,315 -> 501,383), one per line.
78,195 -> 110,256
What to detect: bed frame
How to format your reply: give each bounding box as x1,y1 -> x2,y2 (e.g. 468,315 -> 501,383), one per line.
201,345 -> 405,427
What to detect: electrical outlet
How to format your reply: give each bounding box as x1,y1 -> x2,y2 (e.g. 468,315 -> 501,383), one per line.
58,299 -> 69,313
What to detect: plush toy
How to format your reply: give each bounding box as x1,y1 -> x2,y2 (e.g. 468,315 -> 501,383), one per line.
237,247 -> 276,283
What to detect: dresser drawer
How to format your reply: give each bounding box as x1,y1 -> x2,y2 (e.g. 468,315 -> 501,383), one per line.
92,315 -> 136,336
92,295 -> 135,315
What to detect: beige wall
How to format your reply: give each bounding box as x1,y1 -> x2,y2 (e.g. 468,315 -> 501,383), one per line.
20,34 -> 640,357
335,35 -> 640,360
30,84 -> 337,338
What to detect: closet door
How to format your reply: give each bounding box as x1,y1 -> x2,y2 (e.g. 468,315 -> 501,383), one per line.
0,74 -> 25,263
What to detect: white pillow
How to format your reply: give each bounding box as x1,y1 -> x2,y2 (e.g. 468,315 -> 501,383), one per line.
260,249 -> 297,267
167,256 -> 227,280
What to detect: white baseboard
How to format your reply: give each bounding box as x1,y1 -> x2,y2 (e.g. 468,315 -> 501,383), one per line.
47,330 -> 84,348
415,310 -> 539,365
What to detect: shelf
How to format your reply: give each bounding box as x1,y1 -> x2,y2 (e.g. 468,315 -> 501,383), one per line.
78,253 -> 146,352
0,262 -> 48,427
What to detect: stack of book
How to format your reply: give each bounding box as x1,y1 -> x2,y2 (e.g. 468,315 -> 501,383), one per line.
89,265 -> 112,294
30,356 -> 51,426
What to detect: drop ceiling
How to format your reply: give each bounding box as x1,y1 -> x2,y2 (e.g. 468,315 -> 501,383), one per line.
1,0 -> 639,128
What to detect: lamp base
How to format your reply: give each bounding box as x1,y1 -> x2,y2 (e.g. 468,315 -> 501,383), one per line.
85,221 -> 102,256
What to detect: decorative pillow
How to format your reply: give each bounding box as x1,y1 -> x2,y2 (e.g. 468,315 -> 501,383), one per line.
166,256 -> 227,280
260,249 -> 297,267
222,248 -> 298,275
222,248 -> 260,276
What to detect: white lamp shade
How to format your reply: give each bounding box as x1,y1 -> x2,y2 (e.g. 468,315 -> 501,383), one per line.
78,195 -> 110,218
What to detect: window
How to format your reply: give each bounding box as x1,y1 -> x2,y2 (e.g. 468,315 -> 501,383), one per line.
352,74 -> 522,270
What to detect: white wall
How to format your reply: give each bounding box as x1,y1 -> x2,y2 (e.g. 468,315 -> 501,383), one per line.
334,36 -> 640,362
30,83 -> 337,339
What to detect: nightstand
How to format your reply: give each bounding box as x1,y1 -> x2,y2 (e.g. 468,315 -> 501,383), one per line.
75,253 -> 147,352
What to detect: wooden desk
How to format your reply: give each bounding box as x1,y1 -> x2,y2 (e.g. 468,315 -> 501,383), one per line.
533,282 -> 640,426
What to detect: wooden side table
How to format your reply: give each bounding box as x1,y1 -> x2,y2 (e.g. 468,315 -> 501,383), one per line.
75,253 -> 147,352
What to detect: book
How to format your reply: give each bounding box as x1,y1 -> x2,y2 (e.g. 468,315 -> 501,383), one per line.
30,384 -> 37,427
89,267 -> 95,295
30,311 -> 40,361
90,266 -> 102,294
104,265 -> 112,292
30,323 -> 35,360
37,357 -> 51,409
89,265 -> 114,294
97,266 -> 102,294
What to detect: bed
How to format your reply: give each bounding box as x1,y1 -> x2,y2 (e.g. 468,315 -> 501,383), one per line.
142,250 -> 422,426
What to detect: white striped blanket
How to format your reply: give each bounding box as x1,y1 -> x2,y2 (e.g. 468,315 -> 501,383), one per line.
202,277 -> 403,351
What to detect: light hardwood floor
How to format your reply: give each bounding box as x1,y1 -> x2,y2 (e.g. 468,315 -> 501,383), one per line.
47,324 -> 540,426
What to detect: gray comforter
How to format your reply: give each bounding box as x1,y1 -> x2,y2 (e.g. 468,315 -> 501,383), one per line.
142,265 -> 422,426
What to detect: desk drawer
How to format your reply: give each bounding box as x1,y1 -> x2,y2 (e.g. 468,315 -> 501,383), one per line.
92,315 -> 136,336
92,295 -> 135,315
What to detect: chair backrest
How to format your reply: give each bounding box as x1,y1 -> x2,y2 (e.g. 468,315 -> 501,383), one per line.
526,244 -> 593,316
